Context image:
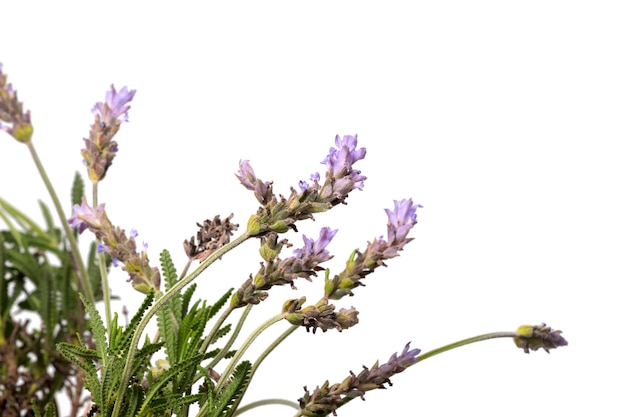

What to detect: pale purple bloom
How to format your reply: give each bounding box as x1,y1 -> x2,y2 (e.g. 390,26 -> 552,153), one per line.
68,197 -> 105,234
235,159 -> 273,204
91,84 -> 136,124
96,242 -> 108,254
322,134 -> 366,178
385,198 -> 422,244
235,159 -> 259,191
379,342 -> 420,373
294,227 -> 338,263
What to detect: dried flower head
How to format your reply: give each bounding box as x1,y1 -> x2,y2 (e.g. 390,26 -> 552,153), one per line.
183,214 -> 239,262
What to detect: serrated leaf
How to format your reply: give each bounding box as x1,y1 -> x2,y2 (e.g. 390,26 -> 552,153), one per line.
181,283 -> 197,316
209,288 -> 234,320
79,293 -> 108,364
139,352 -> 213,416
146,393 -> 204,415
210,361 -> 252,417
112,290 -> 154,355
57,342 -> 101,404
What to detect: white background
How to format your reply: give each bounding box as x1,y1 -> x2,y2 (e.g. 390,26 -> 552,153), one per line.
2,2 -> 625,416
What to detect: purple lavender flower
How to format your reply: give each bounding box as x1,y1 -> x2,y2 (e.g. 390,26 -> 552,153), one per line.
293,227 -> 338,263
68,197 -> 106,234
91,84 -> 136,125
298,342 -> 420,415
383,198 -> 423,257
320,135 -> 367,200
321,135 -> 367,177
81,84 -> 136,182
235,159 -> 274,205
231,228 -> 338,308
324,199 -> 422,299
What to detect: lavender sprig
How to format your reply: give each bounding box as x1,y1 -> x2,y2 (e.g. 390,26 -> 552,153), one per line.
231,227 -> 337,308
81,84 -> 136,182
68,197 -> 160,293
298,342 -> 420,416
240,135 -> 366,236
325,198 -> 422,300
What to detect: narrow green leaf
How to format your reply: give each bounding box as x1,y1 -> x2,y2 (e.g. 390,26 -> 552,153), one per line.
209,288 -> 234,320
71,171 -> 85,207
79,292 -> 108,363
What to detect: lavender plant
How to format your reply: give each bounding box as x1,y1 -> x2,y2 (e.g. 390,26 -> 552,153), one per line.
0,63 -> 568,417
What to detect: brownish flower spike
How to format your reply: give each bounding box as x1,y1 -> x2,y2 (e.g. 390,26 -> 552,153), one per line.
183,214 -> 239,262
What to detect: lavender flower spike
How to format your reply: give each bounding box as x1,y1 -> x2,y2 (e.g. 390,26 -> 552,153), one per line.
319,134 -> 367,203
298,342 -> 420,416
81,84 -> 136,182
91,84 -> 136,125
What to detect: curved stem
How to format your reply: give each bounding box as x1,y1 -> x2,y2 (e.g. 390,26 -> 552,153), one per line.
205,305 -> 251,368
229,324 -> 299,414
233,398 -> 299,416
110,231 -> 251,417
312,331 -> 521,417
92,183 -> 112,333
195,312 -> 287,417
26,141 -> 95,306
413,331 -> 518,365
214,312 -> 286,392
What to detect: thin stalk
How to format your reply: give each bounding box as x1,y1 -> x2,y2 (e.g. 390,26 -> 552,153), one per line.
413,331 -> 518,365
110,231 -> 251,417
92,184 -> 112,333
234,399 -> 299,416
229,324 -> 299,414
26,141 -> 95,306
204,305 -> 251,369
195,312 -> 286,417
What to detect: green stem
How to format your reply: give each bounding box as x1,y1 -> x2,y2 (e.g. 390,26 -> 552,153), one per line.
92,184 -> 112,334
214,312 -> 286,392
204,305 -> 251,369
26,141 -> 95,306
195,312 -> 287,417
294,331 -> 521,417
110,231 -> 251,417
234,398 -> 299,416
413,331 -> 518,365
230,324 -> 299,414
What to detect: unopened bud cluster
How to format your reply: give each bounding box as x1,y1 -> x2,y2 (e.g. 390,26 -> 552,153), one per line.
0,63 -> 33,143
